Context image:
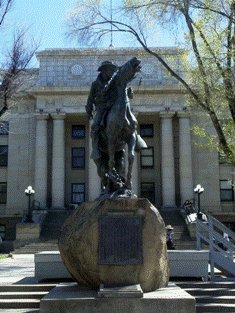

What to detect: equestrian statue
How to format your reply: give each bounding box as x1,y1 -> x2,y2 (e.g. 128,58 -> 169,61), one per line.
86,57 -> 147,197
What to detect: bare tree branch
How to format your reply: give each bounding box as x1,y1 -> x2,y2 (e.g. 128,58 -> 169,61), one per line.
0,0 -> 14,27
0,28 -> 39,113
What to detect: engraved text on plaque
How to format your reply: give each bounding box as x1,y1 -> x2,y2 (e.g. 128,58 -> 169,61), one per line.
99,215 -> 143,265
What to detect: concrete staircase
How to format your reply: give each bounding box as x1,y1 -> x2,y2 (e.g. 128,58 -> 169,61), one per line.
0,283 -> 56,310
176,281 -> 235,312
1,281 -> 235,312
11,209 -> 72,255
11,241 -> 58,255
160,208 -> 196,250
40,209 -> 72,240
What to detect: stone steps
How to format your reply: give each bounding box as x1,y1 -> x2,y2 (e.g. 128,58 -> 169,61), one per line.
196,303 -> 235,312
12,242 -> 58,254
0,284 -> 56,292
0,299 -> 40,309
175,242 -> 197,250
0,284 -> 56,310
40,210 -> 71,240
13,247 -> 58,254
176,281 -> 235,313
177,281 -> 235,289
0,292 -> 47,299
160,210 -> 196,249
186,287 -> 235,296
196,295 -> 235,303
0,308 -> 40,313
2,280 -> 235,311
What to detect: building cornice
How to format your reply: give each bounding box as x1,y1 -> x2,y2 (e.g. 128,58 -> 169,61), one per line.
36,47 -> 185,58
29,85 -> 186,96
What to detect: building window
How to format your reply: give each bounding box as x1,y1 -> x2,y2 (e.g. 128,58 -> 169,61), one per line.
220,180 -> 234,202
72,147 -> 85,169
140,124 -> 153,137
0,183 -> 7,204
141,183 -> 155,204
140,147 -> 154,168
0,224 -> 6,240
72,125 -> 85,138
71,183 -> 85,204
0,122 -> 9,135
0,146 -> 8,166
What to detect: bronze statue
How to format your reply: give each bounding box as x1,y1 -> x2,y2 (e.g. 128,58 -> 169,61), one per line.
86,61 -> 118,160
86,57 -> 147,197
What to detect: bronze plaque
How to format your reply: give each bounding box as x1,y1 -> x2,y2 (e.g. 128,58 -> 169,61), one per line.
98,215 -> 143,265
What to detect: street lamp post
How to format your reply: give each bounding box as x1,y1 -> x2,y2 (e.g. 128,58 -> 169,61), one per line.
24,186 -> 35,223
194,184 -> 204,219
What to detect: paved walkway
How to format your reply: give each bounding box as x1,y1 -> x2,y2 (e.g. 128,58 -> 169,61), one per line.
0,254 -> 36,285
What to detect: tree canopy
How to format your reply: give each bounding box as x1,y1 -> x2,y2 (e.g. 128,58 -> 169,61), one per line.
67,0 -> 235,163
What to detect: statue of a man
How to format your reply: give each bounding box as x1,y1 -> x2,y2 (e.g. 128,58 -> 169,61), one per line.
86,61 -> 118,160
86,57 -> 147,195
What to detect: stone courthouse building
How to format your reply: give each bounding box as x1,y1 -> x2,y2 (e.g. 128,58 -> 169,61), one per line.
0,48 -> 234,244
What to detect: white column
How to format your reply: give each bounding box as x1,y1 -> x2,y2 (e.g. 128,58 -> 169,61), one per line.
51,113 -> 66,208
178,112 -> 193,204
34,114 -> 49,208
88,121 -> 100,201
160,112 -> 176,207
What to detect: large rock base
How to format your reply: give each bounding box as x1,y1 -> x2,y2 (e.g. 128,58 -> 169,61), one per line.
58,198 -> 169,292
40,283 -> 196,313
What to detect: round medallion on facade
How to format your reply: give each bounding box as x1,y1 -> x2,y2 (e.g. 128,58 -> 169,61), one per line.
71,64 -> 83,76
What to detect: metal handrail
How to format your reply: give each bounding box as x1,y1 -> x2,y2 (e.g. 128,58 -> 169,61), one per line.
196,215 -> 235,280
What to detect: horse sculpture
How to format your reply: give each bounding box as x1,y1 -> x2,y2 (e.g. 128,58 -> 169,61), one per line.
93,57 -> 146,196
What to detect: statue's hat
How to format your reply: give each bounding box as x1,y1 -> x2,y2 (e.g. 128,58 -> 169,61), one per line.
98,61 -> 118,72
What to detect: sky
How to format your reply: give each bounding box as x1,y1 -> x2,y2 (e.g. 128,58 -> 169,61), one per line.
2,1 -> 77,57
1,0 -> 177,67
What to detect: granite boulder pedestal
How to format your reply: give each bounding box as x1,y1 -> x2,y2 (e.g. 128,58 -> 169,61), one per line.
40,197 -> 195,313
58,198 -> 169,292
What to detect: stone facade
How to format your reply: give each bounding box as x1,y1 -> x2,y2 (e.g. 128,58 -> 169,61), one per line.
0,48 -> 234,241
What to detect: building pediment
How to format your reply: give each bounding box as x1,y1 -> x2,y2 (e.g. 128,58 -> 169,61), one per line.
34,48 -> 185,91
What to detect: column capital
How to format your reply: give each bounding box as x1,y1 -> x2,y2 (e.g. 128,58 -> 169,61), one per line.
177,111 -> 191,119
34,113 -> 49,120
51,113 -> 66,120
160,111 -> 175,119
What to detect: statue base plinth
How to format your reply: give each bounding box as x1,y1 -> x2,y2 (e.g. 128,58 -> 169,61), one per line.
40,283 -> 196,313
98,284 -> 143,298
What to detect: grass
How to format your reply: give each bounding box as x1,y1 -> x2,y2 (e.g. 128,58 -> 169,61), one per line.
0,254 -> 9,259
